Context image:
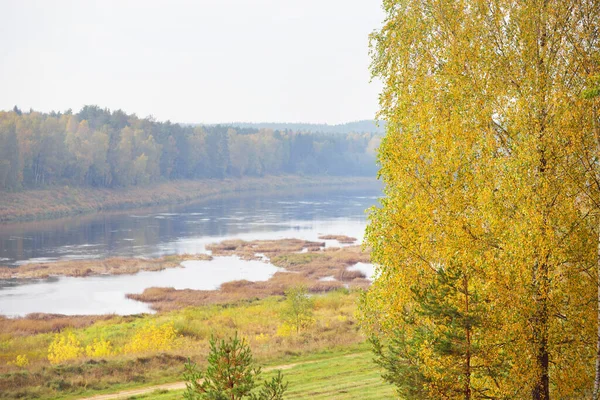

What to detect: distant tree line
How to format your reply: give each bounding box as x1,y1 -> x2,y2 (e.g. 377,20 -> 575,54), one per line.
211,120 -> 385,134
0,106 -> 380,190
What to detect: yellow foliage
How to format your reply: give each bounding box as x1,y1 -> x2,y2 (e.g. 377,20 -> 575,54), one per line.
48,331 -> 83,364
254,333 -> 270,344
123,322 -> 178,354
280,286 -> 314,334
276,323 -> 294,337
85,338 -> 113,358
363,0 -> 599,397
8,354 -> 29,368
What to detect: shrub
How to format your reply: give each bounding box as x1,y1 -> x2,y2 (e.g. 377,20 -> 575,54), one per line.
48,331 -> 83,364
183,333 -> 287,400
8,354 -> 29,368
254,333 -> 271,344
275,323 -> 294,338
123,322 -> 178,354
280,286 -> 314,334
85,338 -> 113,358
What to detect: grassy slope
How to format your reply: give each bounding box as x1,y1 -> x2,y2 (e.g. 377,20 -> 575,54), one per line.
269,348 -> 395,400
102,345 -> 396,400
1,291 -> 395,399
0,175 -> 376,222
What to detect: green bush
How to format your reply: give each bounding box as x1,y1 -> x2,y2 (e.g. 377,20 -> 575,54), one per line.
280,286 -> 314,335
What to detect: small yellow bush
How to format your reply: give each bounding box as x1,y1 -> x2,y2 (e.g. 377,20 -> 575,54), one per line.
123,322 -> 178,354
48,332 -> 83,364
336,315 -> 348,322
276,323 -> 294,337
8,354 -> 29,368
85,338 -> 113,358
254,332 -> 270,344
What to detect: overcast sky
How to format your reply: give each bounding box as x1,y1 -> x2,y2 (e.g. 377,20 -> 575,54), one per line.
0,0 -> 384,124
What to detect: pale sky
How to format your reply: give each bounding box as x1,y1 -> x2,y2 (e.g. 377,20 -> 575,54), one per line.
0,0 -> 384,124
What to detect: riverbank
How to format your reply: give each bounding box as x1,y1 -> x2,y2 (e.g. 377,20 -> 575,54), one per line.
0,254 -> 212,279
127,238 -> 371,312
0,238 -> 371,315
0,236 -> 377,399
0,175 -> 377,223
0,291 -> 379,400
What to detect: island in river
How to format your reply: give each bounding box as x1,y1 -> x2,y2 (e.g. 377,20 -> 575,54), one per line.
0,184 -> 379,317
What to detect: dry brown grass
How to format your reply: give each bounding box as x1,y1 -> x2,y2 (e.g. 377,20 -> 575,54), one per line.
0,254 -> 212,279
317,234 -> 357,244
272,245 -> 369,278
334,269 -> 366,281
206,238 -> 325,260
0,353 -> 187,397
128,240 -> 371,312
126,272 -> 344,312
0,314 -> 117,336
0,239 -> 370,332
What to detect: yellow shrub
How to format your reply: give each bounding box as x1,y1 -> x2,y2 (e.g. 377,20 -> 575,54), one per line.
48,332 -> 83,364
8,354 -> 29,368
254,333 -> 270,344
123,322 -> 178,354
85,338 -> 113,358
276,323 -> 294,337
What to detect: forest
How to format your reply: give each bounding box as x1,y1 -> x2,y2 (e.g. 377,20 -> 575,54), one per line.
0,106 -> 380,191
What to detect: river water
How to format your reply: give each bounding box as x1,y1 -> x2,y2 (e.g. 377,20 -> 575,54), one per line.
0,187 -> 380,316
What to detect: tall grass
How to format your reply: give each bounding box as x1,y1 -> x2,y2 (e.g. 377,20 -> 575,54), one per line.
0,254 -> 211,279
123,240 -> 371,312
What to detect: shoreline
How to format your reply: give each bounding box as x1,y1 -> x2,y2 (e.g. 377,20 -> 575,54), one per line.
0,253 -> 212,280
0,175 -> 378,223
0,238 -> 371,319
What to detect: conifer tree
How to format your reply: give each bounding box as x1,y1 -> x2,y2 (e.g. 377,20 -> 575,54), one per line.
183,333 -> 287,400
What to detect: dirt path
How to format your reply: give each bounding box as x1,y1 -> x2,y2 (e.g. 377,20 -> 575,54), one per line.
78,360 -> 313,400
78,352 -> 366,400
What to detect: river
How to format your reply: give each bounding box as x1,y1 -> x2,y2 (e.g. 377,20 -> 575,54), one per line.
0,186 -> 380,316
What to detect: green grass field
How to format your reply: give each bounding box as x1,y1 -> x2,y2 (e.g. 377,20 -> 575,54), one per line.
280,350 -> 395,399
123,346 -> 396,400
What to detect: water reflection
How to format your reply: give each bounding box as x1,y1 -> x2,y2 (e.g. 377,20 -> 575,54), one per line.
0,187 -> 380,266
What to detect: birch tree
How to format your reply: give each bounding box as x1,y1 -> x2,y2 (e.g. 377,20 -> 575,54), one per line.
362,1 -> 599,398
